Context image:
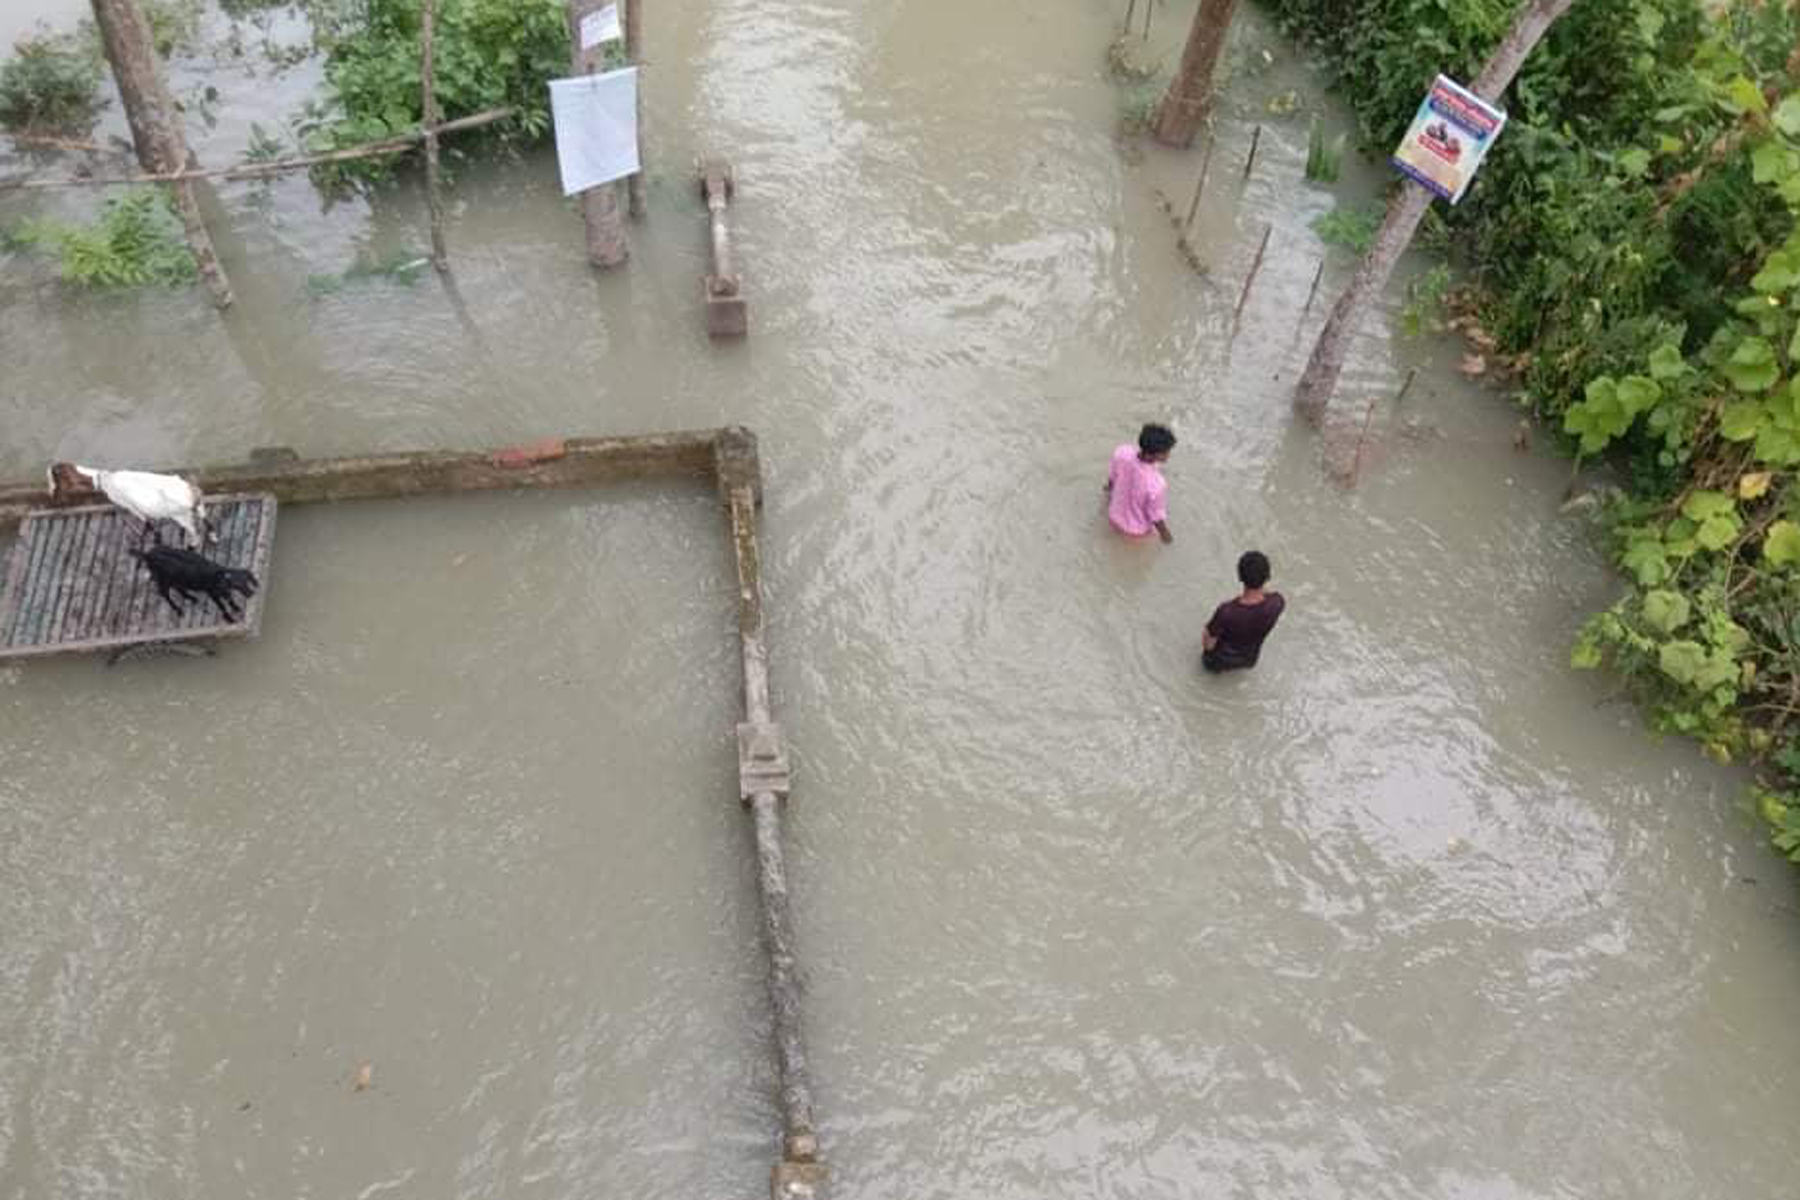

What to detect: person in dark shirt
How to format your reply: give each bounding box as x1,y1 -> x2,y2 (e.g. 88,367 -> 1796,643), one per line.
1202,550 -> 1285,672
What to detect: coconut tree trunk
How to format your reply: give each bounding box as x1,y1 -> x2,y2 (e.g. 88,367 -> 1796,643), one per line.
88,0 -> 232,306
1151,0 -> 1240,148
1293,0 -> 1576,425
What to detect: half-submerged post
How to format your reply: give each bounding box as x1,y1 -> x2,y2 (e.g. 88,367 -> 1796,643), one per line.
565,0 -> 628,268
1293,0 -> 1573,425
701,159 -> 747,337
87,0 -> 232,307
716,428 -> 825,1200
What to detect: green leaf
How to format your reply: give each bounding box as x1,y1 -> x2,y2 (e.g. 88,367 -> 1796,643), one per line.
1659,639 -> 1707,685
1616,147 -> 1650,178
1696,513 -> 1741,550
1641,589 -> 1691,634
1570,636 -> 1602,670
1754,422 -> 1800,465
1724,75 -> 1768,116
1775,95 -> 1800,136
1648,343 -> 1687,380
1751,140 -> 1797,184
1621,536 -> 1669,585
1723,336 -> 1779,391
1765,520 -> 1800,566
1751,249 -> 1800,295
1681,490 -> 1736,521
1615,374 -> 1661,414
1717,400 -> 1766,441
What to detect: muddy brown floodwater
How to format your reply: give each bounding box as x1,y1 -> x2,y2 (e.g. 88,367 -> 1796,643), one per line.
4,1 -> 1800,1197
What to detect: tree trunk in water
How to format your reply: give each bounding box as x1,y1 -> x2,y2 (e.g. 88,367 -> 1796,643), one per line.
87,0 -> 232,307
1293,0 -> 1575,425
421,0 -> 447,270
566,0 -> 628,268
1151,0 -> 1240,149
623,0 -> 646,219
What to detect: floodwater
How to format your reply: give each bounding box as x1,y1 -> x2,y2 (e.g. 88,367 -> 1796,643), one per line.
4,1 -> 1799,1198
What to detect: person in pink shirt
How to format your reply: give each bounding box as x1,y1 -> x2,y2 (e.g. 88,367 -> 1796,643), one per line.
1104,423 -> 1176,544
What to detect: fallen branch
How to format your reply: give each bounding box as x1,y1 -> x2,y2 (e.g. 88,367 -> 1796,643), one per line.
0,106 -> 517,191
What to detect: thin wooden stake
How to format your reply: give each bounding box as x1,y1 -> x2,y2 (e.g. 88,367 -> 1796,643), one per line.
1122,0 -> 1138,38
1230,221 -> 1272,340
1183,135 -> 1214,234
1394,366 -> 1418,406
420,0 -> 447,270
1141,0 -> 1153,40
1300,258 -> 1324,317
1242,123 -> 1261,181
1349,394 -> 1379,485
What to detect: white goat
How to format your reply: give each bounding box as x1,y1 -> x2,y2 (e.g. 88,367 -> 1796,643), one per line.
47,462 -> 208,547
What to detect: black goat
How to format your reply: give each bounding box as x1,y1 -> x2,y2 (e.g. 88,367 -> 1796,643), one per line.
130,545 -> 259,623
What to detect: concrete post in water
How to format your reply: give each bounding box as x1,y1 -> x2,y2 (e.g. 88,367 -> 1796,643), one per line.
565,0 -> 629,268
701,159 -> 748,338
1294,0 -> 1574,426
87,0 -> 232,307
1151,0 -> 1240,148
716,428 -> 825,1198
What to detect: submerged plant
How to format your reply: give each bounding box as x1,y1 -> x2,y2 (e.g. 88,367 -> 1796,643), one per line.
12,190 -> 198,288
0,32 -> 103,133
1309,201 -> 1381,256
1401,264 -> 1452,337
305,247 -> 431,294
1303,118 -> 1346,182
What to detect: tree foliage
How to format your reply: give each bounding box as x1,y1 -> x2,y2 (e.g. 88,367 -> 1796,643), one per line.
296,0 -> 576,187
1262,0 -> 1800,862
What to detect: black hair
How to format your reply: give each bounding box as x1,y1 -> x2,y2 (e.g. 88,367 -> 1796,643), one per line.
1138,423 -> 1176,456
1238,550 -> 1271,589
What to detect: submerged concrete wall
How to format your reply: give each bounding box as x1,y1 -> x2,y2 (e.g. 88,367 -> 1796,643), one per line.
0,426 -> 821,1196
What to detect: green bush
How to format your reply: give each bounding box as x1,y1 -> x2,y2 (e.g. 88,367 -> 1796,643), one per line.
12,190 -> 198,288
1258,0 -> 1800,861
0,32 -> 103,133
297,0 -> 576,187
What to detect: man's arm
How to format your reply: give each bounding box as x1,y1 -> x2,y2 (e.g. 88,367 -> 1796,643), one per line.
1202,606 -> 1221,649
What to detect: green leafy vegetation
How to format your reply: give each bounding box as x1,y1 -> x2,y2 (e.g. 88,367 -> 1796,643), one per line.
0,31 -> 103,133
10,190 -> 198,288
1261,0 -> 1800,863
305,247 -> 430,294
296,0 -> 578,187
1310,201 -> 1382,255
1303,117 -> 1345,182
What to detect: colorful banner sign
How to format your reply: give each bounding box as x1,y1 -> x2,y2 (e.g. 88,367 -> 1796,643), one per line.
1391,75 -> 1506,204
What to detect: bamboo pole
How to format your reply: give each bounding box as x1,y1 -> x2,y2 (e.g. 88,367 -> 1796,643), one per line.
420,0 -> 447,270
623,0 -> 646,218
1241,123 -> 1261,181
0,108 -> 517,190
